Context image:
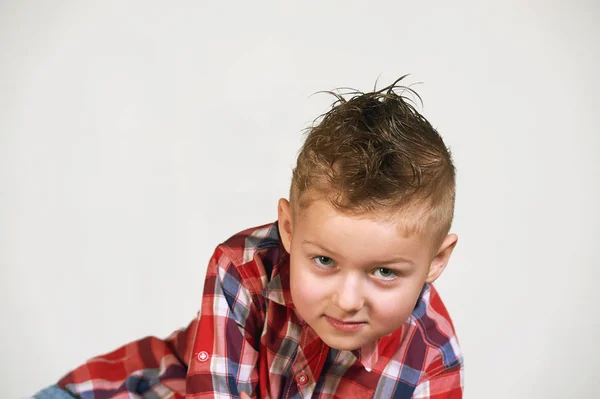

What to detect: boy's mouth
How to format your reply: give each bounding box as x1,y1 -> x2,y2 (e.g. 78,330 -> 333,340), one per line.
324,315 -> 366,332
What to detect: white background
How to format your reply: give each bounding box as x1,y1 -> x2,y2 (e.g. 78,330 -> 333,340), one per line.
2,1 -> 599,398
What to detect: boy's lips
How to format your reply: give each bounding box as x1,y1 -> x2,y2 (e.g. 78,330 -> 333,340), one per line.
324,315 -> 366,332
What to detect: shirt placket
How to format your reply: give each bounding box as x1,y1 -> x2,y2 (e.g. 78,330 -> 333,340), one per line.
284,323 -> 326,398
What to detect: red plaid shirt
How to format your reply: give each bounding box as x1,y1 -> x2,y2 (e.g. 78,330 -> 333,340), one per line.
57,222 -> 463,398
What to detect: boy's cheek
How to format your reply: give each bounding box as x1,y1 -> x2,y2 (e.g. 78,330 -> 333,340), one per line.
292,271 -> 325,299
290,265 -> 331,306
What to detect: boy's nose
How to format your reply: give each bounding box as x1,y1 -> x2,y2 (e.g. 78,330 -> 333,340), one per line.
332,276 -> 364,313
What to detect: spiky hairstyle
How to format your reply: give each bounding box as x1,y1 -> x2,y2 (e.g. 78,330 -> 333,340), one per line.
291,76 -> 456,238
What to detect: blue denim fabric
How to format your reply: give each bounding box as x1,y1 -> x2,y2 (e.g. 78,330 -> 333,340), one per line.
30,385 -> 75,399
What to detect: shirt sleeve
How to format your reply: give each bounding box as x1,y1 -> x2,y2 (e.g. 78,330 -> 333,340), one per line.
412,360 -> 464,399
55,245 -> 263,399
56,318 -> 196,397
186,245 -> 263,397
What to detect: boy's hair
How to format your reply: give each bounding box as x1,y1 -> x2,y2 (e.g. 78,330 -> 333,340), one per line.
291,76 -> 456,240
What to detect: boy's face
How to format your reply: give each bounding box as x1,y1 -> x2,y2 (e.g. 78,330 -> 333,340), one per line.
278,197 -> 457,351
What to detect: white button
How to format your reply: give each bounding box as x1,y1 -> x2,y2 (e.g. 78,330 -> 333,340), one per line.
296,373 -> 308,385
197,351 -> 209,362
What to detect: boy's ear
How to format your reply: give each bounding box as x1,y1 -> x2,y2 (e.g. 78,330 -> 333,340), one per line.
277,198 -> 293,253
425,234 -> 458,283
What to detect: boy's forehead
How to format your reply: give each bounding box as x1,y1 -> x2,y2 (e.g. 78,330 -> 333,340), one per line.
295,196 -> 433,236
295,198 -> 438,249
296,210 -> 437,266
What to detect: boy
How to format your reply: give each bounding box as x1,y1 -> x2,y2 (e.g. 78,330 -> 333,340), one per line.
33,77 -> 463,398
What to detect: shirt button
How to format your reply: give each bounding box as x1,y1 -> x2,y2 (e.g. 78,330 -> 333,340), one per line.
196,351 -> 209,362
296,373 -> 308,385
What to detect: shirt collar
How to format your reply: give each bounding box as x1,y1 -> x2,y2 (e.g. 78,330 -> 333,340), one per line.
263,251 -> 295,308
262,221 -> 295,307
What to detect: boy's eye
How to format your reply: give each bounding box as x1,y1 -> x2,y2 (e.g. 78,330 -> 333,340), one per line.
313,256 -> 335,268
373,268 -> 397,280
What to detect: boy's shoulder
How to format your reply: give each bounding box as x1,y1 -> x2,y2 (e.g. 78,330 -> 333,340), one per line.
221,221 -> 281,248
210,222 -> 285,296
407,283 -> 463,377
219,221 -> 283,265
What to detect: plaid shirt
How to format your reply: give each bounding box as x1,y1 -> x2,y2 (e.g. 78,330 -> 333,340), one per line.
52,222 -> 463,398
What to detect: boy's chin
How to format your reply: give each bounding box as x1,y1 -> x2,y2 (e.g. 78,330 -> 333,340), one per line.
327,342 -> 362,351
318,333 -> 369,352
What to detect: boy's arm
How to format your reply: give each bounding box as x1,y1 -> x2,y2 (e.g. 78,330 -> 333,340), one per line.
54,322 -> 195,398
412,361 -> 464,399
185,244 -> 263,397
49,245 -> 262,398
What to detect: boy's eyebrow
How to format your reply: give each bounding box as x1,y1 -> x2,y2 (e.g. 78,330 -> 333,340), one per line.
301,240 -> 340,256
301,240 -> 416,266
